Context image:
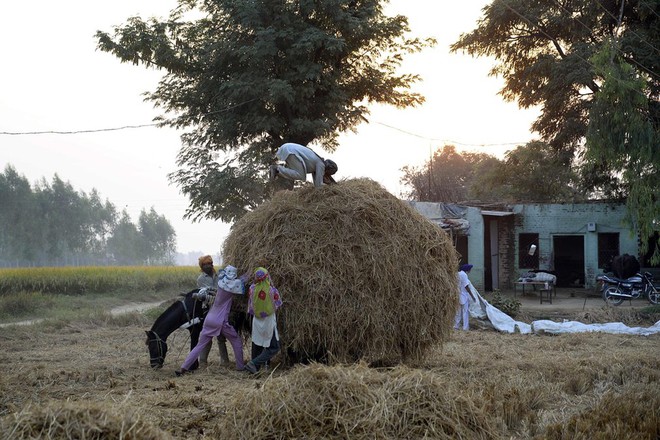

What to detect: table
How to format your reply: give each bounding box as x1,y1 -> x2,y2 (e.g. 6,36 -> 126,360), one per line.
514,281 -> 556,299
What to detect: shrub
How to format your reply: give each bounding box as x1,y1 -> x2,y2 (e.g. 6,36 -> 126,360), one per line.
0,291 -> 55,319
490,291 -> 521,318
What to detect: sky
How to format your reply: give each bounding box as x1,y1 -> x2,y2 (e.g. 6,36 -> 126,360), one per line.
1,0 -> 539,259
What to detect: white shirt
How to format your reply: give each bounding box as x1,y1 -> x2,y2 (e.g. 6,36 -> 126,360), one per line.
252,313 -> 279,347
276,143 -> 326,186
457,270 -> 473,305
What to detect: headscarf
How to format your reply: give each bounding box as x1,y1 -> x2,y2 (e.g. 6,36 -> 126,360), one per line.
217,265 -> 243,294
251,267 -> 278,318
198,255 -> 213,269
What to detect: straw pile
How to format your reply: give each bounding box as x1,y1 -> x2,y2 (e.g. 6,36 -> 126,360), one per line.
543,384 -> 660,439
0,401 -> 171,440
213,363 -> 498,439
223,178 -> 458,365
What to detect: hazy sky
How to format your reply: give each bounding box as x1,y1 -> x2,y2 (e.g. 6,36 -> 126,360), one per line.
1,0 -> 539,257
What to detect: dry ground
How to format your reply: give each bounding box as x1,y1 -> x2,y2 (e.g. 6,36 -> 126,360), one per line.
0,295 -> 658,439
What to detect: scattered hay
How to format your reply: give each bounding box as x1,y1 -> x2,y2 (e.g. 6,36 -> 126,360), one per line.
576,306 -> 660,327
542,385 -> 660,439
214,362 -> 500,440
223,178 -> 458,364
0,401 -> 171,440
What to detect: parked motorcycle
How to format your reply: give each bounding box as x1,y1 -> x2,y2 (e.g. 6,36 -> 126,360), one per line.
596,271 -> 660,306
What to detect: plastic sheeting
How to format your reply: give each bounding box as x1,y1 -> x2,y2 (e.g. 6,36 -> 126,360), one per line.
468,289 -> 660,336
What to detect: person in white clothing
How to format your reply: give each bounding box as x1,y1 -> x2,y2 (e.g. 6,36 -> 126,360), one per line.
454,264 -> 477,331
270,142 -> 338,187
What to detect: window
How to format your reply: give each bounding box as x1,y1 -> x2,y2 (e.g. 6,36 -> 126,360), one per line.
519,233 -> 539,269
598,233 -> 619,269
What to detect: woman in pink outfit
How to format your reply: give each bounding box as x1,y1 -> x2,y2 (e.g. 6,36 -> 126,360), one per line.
176,265 -> 248,375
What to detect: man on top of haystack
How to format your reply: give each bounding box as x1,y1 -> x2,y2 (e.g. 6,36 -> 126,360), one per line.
270,142 -> 338,187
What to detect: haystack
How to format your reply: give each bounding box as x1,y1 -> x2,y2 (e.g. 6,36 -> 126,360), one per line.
223,178 -> 458,365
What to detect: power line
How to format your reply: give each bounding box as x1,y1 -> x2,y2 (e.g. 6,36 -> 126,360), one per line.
372,121 -> 528,147
0,98 -> 260,136
0,123 -> 159,136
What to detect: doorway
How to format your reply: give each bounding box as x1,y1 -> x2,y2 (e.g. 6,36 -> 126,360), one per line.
553,235 -> 585,287
483,217 -> 499,291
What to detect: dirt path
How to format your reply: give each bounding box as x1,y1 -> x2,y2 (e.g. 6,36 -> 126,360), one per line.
0,300 -> 165,328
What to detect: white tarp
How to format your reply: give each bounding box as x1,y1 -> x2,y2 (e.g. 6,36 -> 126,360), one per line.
468,289 -> 660,336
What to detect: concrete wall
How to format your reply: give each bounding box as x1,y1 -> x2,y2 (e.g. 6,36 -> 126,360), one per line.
511,203 -> 638,288
410,201 -> 638,291
465,207 -> 485,291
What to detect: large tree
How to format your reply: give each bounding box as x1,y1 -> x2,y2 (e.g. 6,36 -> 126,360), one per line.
138,208 -> 177,265
471,141 -> 584,203
399,145 -> 499,203
96,0 -> 432,222
451,0 -> 659,261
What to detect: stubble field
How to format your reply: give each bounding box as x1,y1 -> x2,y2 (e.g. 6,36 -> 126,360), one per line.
1,306 -> 658,440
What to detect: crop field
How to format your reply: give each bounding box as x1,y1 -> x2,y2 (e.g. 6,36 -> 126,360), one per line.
0,266 -> 197,296
0,304 -> 658,439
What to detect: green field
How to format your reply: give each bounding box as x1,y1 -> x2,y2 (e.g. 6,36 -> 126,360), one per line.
0,266 -> 199,322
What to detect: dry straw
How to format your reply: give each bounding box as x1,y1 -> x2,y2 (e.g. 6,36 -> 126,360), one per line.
0,401 -> 172,440
214,362 -> 499,440
223,178 -> 459,365
542,384 -> 660,440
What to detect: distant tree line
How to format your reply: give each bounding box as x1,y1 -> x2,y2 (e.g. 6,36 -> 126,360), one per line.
0,165 -> 177,267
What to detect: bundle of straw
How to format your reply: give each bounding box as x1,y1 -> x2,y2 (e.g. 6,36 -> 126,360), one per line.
223,178 -> 458,365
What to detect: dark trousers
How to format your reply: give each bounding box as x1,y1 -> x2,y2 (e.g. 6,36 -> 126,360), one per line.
251,331 -> 280,370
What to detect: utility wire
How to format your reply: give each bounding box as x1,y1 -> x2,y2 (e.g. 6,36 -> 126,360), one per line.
373,121 -> 528,147
0,123 -> 159,136
0,98 -> 260,136
0,98 -> 528,149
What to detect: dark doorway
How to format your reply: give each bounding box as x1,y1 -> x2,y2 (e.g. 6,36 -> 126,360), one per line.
455,235 -> 468,268
553,235 -> 585,287
483,217 -> 501,292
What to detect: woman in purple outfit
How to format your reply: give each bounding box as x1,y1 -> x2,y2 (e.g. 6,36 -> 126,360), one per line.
175,265 -> 248,375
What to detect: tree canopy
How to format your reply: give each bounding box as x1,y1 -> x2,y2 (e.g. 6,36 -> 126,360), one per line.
96,0 -> 433,222
400,142 -> 583,204
451,0 -> 659,261
399,145 -> 498,203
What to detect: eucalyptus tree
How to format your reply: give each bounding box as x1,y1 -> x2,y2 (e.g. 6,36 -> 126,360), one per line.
96,0 -> 433,222
451,0 -> 659,261
0,165 -> 39,262
138,208 -> 177,265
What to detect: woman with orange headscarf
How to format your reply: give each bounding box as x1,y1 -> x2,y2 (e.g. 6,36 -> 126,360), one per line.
195,255 -> 230,366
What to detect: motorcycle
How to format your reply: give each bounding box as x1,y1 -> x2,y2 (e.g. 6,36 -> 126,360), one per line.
596,271 -> 660,306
